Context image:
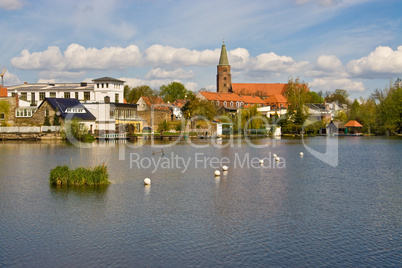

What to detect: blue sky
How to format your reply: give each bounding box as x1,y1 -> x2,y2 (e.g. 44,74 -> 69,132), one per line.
1,0 -> 402,100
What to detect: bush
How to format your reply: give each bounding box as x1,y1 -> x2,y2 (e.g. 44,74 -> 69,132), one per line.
49,164 -> 109,186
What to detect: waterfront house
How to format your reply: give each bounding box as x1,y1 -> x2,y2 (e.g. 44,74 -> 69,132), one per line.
321,121 -> 346,135
345,120 -> 363,134
7,77 -> 125,108
36,98 -> 96,131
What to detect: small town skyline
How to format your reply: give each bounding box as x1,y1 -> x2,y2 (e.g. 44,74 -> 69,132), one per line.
1,0 -> 402,100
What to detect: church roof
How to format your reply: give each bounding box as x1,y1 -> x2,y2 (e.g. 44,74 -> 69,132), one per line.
232,83 -> 288,96
218,42 -> 229,66
264,94 -> 287,104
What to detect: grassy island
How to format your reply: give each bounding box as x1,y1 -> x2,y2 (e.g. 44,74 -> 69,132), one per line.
50,164 -> 110,186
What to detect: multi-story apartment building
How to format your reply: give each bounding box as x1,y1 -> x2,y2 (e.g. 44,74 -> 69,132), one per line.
7,77 -> 125,107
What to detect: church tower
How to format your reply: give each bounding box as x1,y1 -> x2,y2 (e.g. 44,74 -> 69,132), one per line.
217,41 -> 232,93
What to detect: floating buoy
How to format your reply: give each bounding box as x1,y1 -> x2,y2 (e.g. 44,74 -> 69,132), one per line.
144,178 -> 151,185
259,159 -> 264,164
214,170 -> 221,176
300,152 -> 304,157
273,153 -> 277,158
222,165 -> 228,171
275,157 -> 280,161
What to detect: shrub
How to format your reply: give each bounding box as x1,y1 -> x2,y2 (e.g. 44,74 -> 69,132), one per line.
49,164 -> 109,186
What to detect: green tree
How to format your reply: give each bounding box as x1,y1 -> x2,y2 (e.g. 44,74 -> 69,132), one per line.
125,85 -> 155,103
181,98 -> 216,120
358,98 -> 377,134
53,109 -> 61,126
0,100 -> 10,125
325,89 -> 349,105
159,82 -> 189,103
284,77 -> 310,133
43,109 -> 51,126
333,110 -> 348,123
349,99 -> 360,121
308,91 -> 324,103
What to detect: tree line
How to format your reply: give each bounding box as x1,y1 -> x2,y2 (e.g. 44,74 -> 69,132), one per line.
280,77 -> 402,135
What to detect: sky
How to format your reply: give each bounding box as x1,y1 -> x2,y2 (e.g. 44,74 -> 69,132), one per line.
1,0 -> 402,100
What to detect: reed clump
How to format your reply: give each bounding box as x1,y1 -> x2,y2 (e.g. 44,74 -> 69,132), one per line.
49,163 -> 109,186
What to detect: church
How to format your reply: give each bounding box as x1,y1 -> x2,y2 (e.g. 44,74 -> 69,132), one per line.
197,42 -> 289,111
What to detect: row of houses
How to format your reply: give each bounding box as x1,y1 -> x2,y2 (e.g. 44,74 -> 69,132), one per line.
0,77 -> 187,136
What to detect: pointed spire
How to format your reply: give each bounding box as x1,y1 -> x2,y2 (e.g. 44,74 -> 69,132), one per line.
218,41 -> 229,66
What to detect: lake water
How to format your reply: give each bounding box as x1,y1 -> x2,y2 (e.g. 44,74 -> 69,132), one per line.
0,137 -> 401,267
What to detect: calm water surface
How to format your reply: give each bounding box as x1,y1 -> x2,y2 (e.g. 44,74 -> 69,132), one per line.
0,137 -> 401,267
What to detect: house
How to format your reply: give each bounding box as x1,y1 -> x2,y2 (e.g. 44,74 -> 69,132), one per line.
321,121 -> 346,135
196,91 -> 265,111
84,99 -> 144,134
136,96 -> 170,112
264,94 -> 288,109
345,120 -> 363,134
7,77 -> 125,107
36,98 -> 96,131
308,103 -> 332,122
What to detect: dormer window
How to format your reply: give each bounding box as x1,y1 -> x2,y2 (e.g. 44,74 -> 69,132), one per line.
65,108 -> 85,113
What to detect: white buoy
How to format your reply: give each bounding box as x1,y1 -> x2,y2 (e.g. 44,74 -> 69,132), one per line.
273,153 -> 277,158
214,170 -> 221,176
222,165 -> 228,171
275,157 -> 280,161
259,159 -> 264,164
144,178 -> 151,185
300,152 -> 304,157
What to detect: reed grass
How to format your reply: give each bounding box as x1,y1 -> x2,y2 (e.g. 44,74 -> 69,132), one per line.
49,163 -> 109,186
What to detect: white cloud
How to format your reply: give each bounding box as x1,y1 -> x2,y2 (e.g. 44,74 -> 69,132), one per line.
2,71 -> 21,86
347,45 -> 402,78
316,55 -> 343,71
0,0 -> 25,10
145,68 -> 194,80
229,48 -> 250,69
252,52 -> 310,73
144,45 -> 218,66
310,77 -> 365,92
11,44 -> 142,71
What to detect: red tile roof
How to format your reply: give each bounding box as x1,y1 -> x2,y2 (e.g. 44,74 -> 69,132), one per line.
140,96 -> 170,111
232,83 -> 288,96
345,120 -> 363,127
264,94 -> 288,107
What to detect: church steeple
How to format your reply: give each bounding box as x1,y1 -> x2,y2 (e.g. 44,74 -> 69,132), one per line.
217,41 -> 232,93
219,41 -> 229,66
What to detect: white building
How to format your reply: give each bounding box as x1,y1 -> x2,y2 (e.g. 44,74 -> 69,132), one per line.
7,77 -> 125,107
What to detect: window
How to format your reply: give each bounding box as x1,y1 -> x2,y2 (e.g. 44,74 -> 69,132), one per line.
101,83 -> 104,88
45,109 -> 49,117
224,77 -> 227,80
31,93 -> 35,104
75,92 -> 79,99
84,92 -> 90,101
11,93 -> 16,97
65,108 -> 85,113
230,101 -> 233,107
20,92 -> 27,101
64,92 -> 70,98
39,92 -> 46,100
115,94 -> 119,103
110,110 -> 115,118
50,92 -> 56,98
216,101 -> 220,106
106,83 -> 109,88
223,83 -> 227,87
223,101 -> 227,107
97,83 -> 100,88
15,108 -> 36,117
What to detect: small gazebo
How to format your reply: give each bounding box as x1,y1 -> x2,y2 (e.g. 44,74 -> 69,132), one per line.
345,120 -> 363,134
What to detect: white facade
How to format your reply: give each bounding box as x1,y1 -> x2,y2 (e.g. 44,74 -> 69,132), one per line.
7,77 -> 125,107
83,103 -> 116,132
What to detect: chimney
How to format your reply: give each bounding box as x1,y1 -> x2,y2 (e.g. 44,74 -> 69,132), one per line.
15,92 -> 19,108
24,82 -> 27,84
104,96 -> 110,103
